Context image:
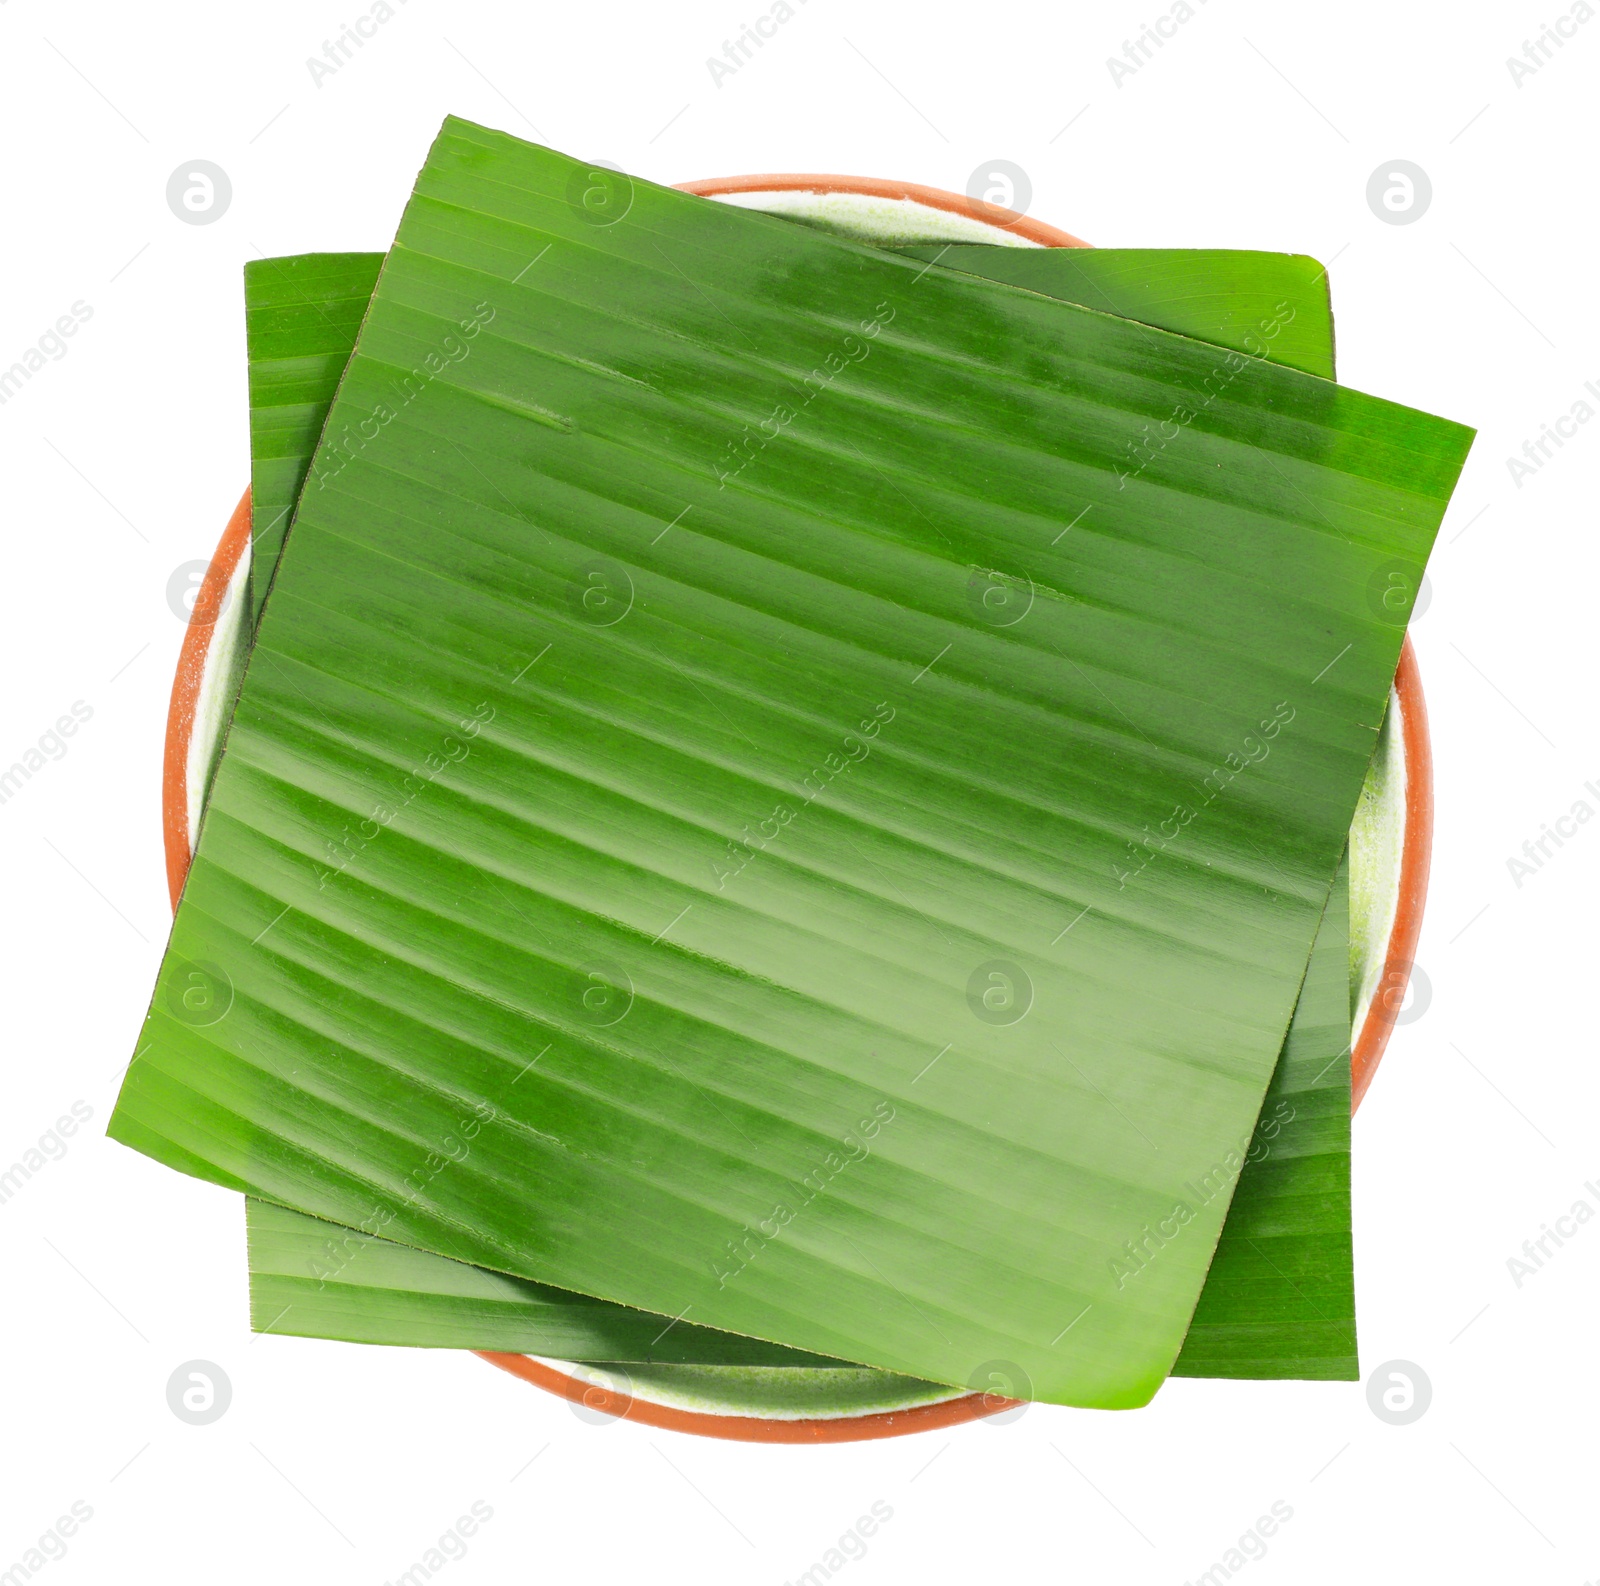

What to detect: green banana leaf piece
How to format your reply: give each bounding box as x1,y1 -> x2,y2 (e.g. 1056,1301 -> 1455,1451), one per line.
897,244 -> 1334,380
248,868 -> 1347,1370
245,250 -> 821,1368
913,250 -> 1358,1381
245,253 -> 385,628
1172,847 -> 1352,1376
115,118 -> 1470,1407
241,245 -> 1335,620
239,241 -> 1353,1378
246,1197 -> 842,1363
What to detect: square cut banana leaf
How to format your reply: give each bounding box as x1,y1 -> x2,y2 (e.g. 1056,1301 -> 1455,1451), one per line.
112,119 -> 1469,1407
239,242 -> 1354,1380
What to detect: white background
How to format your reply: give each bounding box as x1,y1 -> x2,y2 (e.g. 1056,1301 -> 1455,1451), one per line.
0,0 -> 1593,1580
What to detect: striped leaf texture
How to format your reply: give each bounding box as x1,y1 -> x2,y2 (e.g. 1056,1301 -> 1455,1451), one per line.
242,239 -> 1355,1381
245,253 -> 384,627
114,120 -> 1469,1406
